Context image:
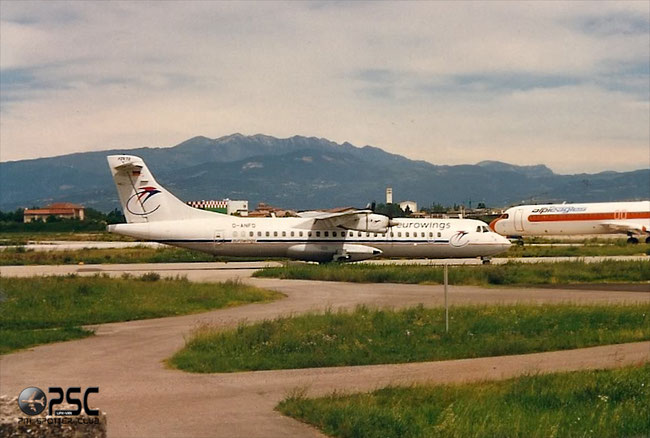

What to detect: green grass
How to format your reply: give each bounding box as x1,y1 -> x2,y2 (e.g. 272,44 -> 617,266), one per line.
169,304 -> 650,372
278,363 -> 650,438
0,231 -> 136,244
0,246 -> 249,265
255,260 -> 650,285
505,242 -> 650,258
0,275 -> 283,354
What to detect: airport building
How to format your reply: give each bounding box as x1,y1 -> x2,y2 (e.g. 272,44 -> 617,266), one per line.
23,202 -> 85,223
248,202 -> 297,217
187,199 -> 249,216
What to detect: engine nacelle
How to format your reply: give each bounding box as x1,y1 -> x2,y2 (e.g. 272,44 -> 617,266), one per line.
287,243 -> 382,263
338,213 -> 394,234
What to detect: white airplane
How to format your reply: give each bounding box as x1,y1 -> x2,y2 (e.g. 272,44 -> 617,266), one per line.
106,155 -> 511,262
490,201 -> 650,244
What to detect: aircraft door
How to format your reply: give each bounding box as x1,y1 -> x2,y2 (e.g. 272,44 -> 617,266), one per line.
214,230 -> 225,246
514,209 -> 525,232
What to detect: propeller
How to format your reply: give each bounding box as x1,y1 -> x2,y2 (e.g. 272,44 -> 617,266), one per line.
366,200 -> 398,233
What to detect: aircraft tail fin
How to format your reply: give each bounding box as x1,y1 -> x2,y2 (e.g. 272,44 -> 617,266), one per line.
106,155 -> 220,223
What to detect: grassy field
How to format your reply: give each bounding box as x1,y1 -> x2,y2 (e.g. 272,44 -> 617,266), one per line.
278,363 -> 650,438
0,246 -> 241,265
0,275 -> 282,354
255,260 -> 650,286
0,231 -> 136,245
505,242 -> 650,257
169,303 -> 650,372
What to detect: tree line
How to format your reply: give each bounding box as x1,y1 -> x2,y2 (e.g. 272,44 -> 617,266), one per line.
0,208 -> 126,232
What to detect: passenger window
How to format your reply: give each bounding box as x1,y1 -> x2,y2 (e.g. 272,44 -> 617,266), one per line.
366,232 -> 370,237
358,231 -> 362,237
266,231 -> 270,237
333,231 -> 337,237
257,231 -> 262,237
437,232 -> 442,238
299,231 -> 303,237
405,232 -> 409,237
290,231 -> 295,237
324,231 -> 329,237
398,232 -> 402,237
429,232 -> 433,238
421,232 -> 425,238
273,231 -> 278,237
308,231 -> 312,237
374,233 -> 378,238
249,231 -> 254,237
390,232 -> 394,237
316,231 -> 321,237
282,231 -> 286,237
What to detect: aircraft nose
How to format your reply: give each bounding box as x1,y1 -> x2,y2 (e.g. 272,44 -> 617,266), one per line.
495,234 -> 511,251
489,218 -> 499,232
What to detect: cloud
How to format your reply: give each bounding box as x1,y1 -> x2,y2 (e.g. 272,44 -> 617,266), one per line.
0,1 -> 648,173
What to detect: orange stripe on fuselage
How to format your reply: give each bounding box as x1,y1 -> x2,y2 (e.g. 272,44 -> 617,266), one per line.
528,211 -> 650,222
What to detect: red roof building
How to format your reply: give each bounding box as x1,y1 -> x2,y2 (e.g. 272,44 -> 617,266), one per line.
23,203 -> 85,223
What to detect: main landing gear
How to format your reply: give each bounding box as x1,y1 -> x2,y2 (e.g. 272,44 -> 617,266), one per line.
481,256 -> 492,265
627,235 -> 639,244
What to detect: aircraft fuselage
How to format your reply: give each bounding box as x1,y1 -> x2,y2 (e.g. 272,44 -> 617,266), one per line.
110,216 -> 510,262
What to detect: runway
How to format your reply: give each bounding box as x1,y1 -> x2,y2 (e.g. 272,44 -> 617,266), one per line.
1,262 -> 649,437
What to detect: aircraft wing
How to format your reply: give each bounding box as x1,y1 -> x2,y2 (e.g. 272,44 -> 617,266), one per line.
297,209 -> 372,220
297,209 -> 393,233
601,221 -> 648,234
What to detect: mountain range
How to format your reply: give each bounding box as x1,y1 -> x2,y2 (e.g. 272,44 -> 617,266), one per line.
1,134 -> 648,212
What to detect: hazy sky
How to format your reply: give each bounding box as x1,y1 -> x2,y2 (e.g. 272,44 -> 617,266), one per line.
1,1 -> 648,173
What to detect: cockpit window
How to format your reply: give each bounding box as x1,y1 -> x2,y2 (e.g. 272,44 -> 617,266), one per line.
500,214 -> 509,219
476,226 -> 481,232
482,226 -> 489,232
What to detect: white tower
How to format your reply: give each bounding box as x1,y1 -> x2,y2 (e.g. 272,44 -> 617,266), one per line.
386,187 -> 393,204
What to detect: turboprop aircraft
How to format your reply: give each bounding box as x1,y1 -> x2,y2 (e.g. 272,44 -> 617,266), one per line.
490,201 -> 650,244
107,155 -> 511,262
